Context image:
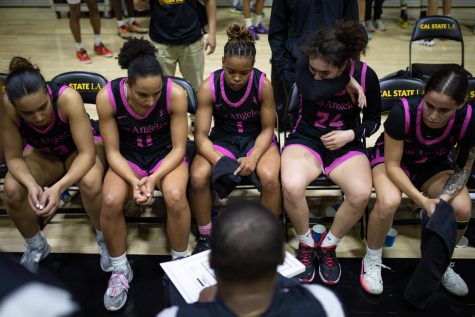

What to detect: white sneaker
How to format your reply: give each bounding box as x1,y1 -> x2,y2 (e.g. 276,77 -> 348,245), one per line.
374,19 -> 386,31
104,262 -> 133,311
365,20 -> 375,32
441,263 -> 469,296
413,39 -> 435,46
360,255 -> 391,295
20,242 -> 51,273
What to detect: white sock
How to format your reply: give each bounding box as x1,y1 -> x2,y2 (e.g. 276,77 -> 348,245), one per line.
365,246 -> 382,260
110,252 -> 129,273
128,18 -> 135,24
321,230 -> 341,247
94,35 -> 101,46
171,249 -> 188,260
75,42 -> 84,51
253,14 -> 262,26
25,231 -> 47,249
245,18 -> 252,28
117,19 -> 126,27
298,229 -> 315,248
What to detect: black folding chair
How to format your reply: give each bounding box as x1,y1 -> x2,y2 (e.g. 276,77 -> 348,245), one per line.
409,16 -> 472,82
379,77 -> 426,113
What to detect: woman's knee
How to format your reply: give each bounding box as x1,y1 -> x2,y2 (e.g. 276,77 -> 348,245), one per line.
3,177 -> 27,205
281,178 -> 306,202
163,187 -> 188,212
101,191 -> 126,218
190,163 -> 211,191
373,194 -> 401,221
453,198 -> 472,221
259,168 -> 280,192
78,172 -> 102,198
345,185 -> 372,209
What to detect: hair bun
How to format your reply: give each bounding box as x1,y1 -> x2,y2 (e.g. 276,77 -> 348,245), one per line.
9,56 -> 38,74
118,38 -> 157,69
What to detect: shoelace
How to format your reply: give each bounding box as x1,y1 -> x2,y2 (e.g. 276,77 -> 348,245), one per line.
106,273 -> 130,297
444,263 -> 459,284
297,245 -> 313,266
321,246 -> 337,268
365,259 -> 391,280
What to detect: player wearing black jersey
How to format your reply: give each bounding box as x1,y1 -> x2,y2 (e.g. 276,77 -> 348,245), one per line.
96,39 -> 191,311
281,21 -> 380,284
362,69 -> 474,296
189,24 -> 280,255
2,56 -> 110,274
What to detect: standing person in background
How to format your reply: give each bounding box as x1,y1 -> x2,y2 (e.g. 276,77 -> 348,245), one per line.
359,0 -> 372,40
67,0 -> 113,64
112,0 -> 148,39
96,38 -> 191,311
2,56 -> 111,274
134,0 -> 217,133
242,0 -> 268,40
133,0 -> 217,92
364,0 -> 386,33
268,0 -> 358,118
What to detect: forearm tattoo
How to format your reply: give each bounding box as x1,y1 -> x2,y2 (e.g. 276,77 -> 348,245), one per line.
440,147 -> 475,199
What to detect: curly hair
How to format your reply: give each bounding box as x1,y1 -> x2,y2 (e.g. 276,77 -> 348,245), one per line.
301,20 -> 368,69
118,38 -> 162,84
224,24 -> 256,61
6,56 -> 47,106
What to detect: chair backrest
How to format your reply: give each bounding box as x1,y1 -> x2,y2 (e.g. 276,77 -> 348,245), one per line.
286,83 -> 300,115
168,76 -> 197,114
379,77 -> 426,113
50,71 -> 108,104
468,77 -> 475,104
409,16 -> 464,72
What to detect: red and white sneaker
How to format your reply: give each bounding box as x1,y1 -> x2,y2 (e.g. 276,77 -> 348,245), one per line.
76,48 -> 92,64
94,43 -> 113,58
117,25 -> 132,39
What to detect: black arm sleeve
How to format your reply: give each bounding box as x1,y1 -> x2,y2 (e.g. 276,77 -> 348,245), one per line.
295,57 -> 350,102
383,101 -> 407,140
268,0 -> 293,81
354,66 -> 381,139
455,116 -> 475,168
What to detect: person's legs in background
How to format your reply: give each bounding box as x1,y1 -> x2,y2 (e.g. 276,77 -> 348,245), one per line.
243,0 -> 268,40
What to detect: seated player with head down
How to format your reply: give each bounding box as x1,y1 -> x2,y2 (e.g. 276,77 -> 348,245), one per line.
2,56 -> 110,273
281,21 -> 381,284
96,38 -> 192,311
362,69 -> 474,297
157,201 -> 345,317
189,24 -> 280,254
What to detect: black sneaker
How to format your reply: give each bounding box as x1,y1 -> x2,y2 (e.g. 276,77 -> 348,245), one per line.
192,235 -> 211,255
316,245 -> 341,284
295,243 -> 316,283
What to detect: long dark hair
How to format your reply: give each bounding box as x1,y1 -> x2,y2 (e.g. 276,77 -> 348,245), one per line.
6,56 -> 47,106
425,69 -> 468,105
301,20 -> 368,68
118,38 -> 162,85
